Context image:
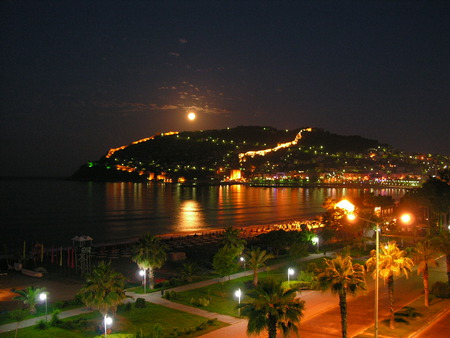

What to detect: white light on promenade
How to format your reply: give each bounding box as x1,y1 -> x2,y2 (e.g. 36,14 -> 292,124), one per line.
235,288 -> 242,315
104,315 -> 113,337
312,236 -> 319,252
288,267 -> 294,282
240,256 -> 246,272
39,292 -> 48,322
139,269 -> 147,294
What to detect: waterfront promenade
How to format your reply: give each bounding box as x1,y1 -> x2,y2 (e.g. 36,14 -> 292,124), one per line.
1,254 -> 448,337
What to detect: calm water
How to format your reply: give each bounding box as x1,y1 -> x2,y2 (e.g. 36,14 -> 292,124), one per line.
1,179 -> 406,247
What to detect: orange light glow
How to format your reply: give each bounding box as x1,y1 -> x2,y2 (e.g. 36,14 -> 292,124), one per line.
335,199 -> 355,213
400,213 -> 413,224
187,112 -> 196,120
239,127 -> 312,162
106,131 -> 179,158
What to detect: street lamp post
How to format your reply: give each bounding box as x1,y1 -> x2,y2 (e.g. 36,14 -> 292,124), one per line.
104,314 -> 113,337
287,267 -> 294,282
39,292 -> 48,322
342,199 -> 413,338
240,256 -> 246,273
312,236 -> 319,252
139,269 -> 146,294
347,213 -> 379,338
235,288 -> 242,315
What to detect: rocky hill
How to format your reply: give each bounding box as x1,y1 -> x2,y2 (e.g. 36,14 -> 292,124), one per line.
72,126 -> 390,182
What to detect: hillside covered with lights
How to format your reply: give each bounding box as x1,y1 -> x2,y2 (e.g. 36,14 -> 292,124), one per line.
71,126 -> 449,186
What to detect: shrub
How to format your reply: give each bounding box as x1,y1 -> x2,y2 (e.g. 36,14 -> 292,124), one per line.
149,323 -> 164,338
117,302 -> 132,313
189,296 -> 210,307
163,290 -> 177,300
50,309 -> 62,327
60,317 -> 87,330
135,298 -> 146,308
35,319 -> 48,330
431,281 -> 450,298
198,297 -> 210,307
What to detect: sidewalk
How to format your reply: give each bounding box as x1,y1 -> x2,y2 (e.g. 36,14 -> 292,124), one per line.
0,307 -> 94,333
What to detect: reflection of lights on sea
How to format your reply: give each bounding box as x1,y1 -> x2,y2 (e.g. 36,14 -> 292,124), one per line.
176,200 -> 206,233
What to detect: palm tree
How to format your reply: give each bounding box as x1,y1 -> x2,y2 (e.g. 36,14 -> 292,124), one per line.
220,227 -> 246,255
132,233 -> 168,289
412,240 -> 438,307
239,278 -> 305,338
77,261 -> 127,316
317,254 -> 367,338
431,230 -> 450,286
366,241 -> 414,329
246,248 -> 274,286
179,262 -> 200,282
12,286 -> 46,314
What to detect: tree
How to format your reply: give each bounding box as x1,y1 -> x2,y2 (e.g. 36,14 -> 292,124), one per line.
9,309 -> 27,338
77,261 -> 127,316
220,227 -> 246,256
213,246 -> 238,280
431,230 -> 450,286
178,262 -> 200,283
12,286 -> 46,314
366,241 -> 414,329
413,240 -> 438,306
239,278 -> 305,338
132,233 -> 168,289
402,171 -> 450,232
317,254 -> 367,338
245,247 -> 274,286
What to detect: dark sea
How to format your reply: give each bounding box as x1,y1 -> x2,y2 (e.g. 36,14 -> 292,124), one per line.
1,179 -> 406,248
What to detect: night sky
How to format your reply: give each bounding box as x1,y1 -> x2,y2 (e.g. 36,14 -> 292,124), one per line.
1,0 -> 449,177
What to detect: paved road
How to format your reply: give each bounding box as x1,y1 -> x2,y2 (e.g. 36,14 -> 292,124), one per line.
413,308 -> 450,338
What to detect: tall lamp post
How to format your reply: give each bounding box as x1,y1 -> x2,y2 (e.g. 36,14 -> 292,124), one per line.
312,236 -> 319,252
347,207 -> 413,338
350,214 -> 380,338
240,256 -> 246,273
139,269 -> 146,294
104,314 -> 113,337
39,292 -> 48,323
287,267 -> 294,282
235,288 -> 242,315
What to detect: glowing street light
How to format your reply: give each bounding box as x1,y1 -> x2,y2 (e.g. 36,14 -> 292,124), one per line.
139,269 -> 147,294
104,314 -> 113,337
235,288 -> 242,315
336,199 -> 355,213
312,236 -> 319,252
240,256 -> 246,272
287,267 -> 294,282
400,213 -> 413,225
39,292 -> 48,322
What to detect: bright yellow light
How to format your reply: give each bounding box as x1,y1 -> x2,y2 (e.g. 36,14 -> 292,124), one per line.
347,213 -> 356,221
400,213 -> 413,224
187,112 -> 196,121
336,199 -> 355,213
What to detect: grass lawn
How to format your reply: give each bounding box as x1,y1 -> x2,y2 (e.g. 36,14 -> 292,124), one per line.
0,302 -> 228,337
0,303 -> 81,326
355,297 -> 450,337
170,256 -> 332,317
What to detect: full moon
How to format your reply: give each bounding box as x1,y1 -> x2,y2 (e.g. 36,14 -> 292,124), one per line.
187,112 -> 196,121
